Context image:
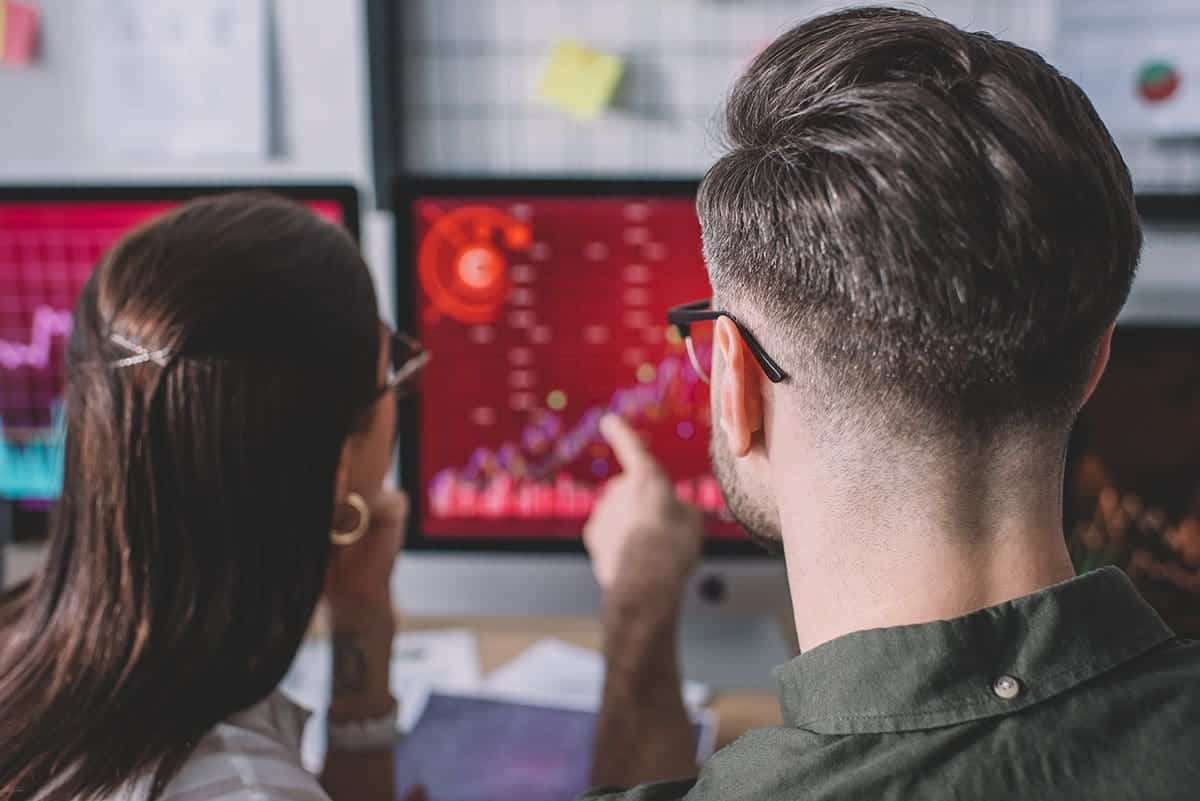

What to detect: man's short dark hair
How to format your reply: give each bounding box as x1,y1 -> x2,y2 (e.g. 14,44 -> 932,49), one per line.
698,6 -> 1142,434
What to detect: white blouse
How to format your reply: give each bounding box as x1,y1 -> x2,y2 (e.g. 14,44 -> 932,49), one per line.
143,692 -> 328,801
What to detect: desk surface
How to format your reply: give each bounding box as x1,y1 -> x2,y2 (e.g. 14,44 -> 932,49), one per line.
4,545 -> 783,747
404,614 -> 782,749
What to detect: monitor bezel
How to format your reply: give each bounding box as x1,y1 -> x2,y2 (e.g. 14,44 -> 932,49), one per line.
1137,193 -> 1200,222
0,182 -> 361,540
0,183 -> 360,240
393,176 -> 768,557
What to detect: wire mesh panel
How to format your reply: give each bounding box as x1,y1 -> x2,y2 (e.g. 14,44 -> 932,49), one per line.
397,0 -> 1200,190
399,1 -> 1051,176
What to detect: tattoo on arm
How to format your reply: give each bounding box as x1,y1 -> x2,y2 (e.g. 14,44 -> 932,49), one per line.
333,633 -> 369,694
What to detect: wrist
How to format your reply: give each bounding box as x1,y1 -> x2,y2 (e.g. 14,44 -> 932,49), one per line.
329,692 -> 398,725
327,698 -> 400,751
604,563 -> 691,627
328,605 -> 395,722
603,585 -> 683,632
327,599 -> 396,633
602,593 -> 683,687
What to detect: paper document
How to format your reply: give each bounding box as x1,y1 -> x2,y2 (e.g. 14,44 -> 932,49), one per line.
537,40 -> 625,120
83,0 -> 268,159
280,628 -> 482,772
485,638 -> 710,711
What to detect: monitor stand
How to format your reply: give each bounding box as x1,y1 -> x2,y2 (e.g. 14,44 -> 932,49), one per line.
679,611 -> 796,692
393,553 -> 796,691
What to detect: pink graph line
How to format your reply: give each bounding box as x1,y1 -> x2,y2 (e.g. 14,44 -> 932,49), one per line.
429,346 -> 727,521
454,346 -> 709,484
0,306 -> 73,370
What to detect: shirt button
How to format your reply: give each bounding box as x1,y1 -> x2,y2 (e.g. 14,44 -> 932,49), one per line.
993,675 -> 1022,700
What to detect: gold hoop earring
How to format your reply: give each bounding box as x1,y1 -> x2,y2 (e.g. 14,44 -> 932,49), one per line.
331,492 -> 370,546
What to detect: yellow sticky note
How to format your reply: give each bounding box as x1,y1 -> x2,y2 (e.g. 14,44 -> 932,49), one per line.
537,40 -> 624,121
0,1 -> 8,62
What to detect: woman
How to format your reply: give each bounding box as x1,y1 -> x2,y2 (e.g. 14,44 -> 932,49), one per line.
0,193 -> 427,801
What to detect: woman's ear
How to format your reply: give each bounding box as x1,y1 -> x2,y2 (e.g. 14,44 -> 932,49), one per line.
333,438 -> 354,506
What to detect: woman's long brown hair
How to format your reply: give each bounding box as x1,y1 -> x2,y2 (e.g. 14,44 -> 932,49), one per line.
0,194 -> 380,800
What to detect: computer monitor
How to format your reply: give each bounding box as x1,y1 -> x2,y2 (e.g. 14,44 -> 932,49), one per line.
0,184 -> 360,539
399,179 -> 751,552
391,178 -> 793,688
1065,323 -> 1200,637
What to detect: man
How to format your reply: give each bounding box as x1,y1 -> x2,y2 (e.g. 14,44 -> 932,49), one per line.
581,7 -> 1200,801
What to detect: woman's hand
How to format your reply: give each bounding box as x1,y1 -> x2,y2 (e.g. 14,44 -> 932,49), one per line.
324,489 -> 408,616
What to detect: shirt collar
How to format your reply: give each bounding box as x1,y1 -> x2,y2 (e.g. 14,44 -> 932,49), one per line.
776,567 -> 1175,734
227,690 -> 313,752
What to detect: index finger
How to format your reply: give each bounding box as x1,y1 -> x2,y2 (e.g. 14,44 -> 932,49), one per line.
600,414 -> 658,476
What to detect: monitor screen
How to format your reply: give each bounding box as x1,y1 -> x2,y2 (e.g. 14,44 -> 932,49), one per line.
0,186 -> 358,508
397,180 -> 748,552
1065,325 -> 1200,636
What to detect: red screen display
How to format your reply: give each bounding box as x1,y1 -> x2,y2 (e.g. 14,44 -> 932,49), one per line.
411,195 -> 742,540
0,196 -> 345,502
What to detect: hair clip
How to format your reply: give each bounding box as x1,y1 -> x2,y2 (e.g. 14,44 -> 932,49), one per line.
109,332 -> 172,369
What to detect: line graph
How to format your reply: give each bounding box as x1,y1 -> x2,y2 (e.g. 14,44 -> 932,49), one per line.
457,347 -> 704,482
0,305 -> 73,370
1,194 -> 354,504
429,346 -> 724,523
413,193 -> 743,539
0,416 -> 65,500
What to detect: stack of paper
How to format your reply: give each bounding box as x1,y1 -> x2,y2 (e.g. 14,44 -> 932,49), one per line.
280,628 -> 481,772
485,638 -> 710,712
389,640 -> 718,801
281,632 -> 718,781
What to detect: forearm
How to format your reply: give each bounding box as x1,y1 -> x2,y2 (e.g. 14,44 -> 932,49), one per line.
591,596 -> 697,789
320,604 -> 397,801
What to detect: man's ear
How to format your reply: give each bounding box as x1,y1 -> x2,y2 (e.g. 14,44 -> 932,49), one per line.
714,316 -> 764,458
1081,325 -> 1115,407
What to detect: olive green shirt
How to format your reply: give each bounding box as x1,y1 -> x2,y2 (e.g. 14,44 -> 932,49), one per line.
588,567 -> 1200,801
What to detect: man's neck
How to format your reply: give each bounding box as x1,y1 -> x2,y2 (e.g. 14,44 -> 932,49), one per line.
777,441 -> 1077,652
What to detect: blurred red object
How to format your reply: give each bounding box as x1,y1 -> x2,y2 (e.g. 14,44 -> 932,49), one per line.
0,1 -> 40,67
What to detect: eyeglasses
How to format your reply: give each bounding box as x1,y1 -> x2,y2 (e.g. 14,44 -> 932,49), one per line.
375,330 -> 430,401
666,299 -> 787,384
362,329 -> 429,443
